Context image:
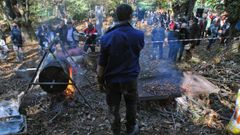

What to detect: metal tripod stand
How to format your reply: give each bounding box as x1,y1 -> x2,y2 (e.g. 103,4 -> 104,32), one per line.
20,38 -> 92,109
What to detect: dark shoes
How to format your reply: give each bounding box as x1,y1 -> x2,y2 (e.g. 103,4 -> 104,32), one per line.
206,46 -> 211,51
112,125 -> 121,135
111,124 -> 140,135
127,124 -> 140,135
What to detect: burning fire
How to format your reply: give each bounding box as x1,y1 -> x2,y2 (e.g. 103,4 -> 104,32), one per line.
64,67 -> 75,98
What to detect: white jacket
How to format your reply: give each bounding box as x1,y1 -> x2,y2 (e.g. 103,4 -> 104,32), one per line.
0,39 -> 9,52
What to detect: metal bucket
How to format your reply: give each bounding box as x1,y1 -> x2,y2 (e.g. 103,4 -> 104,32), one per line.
39,59 -> 70,94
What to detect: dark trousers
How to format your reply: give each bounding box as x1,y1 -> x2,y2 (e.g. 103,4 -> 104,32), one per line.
106,80 -> 138,134
207,38 -> 216,50
178,44 -> 184,61
152,43 -> 163,59
168,44 -> 179,62
84,44 -> 95,52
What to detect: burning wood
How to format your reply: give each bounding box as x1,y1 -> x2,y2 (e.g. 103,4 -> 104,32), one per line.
64,67 -> 75,99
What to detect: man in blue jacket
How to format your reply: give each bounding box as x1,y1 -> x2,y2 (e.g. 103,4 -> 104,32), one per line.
11,23 -> 24,62
36,25 -> 48,54
151,23 -> 165,59
97,4 -> 144,135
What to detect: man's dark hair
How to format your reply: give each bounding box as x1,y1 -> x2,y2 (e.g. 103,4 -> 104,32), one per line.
67,20 -> 72,24
116,4 -> 133,21
88,23 -> 94,29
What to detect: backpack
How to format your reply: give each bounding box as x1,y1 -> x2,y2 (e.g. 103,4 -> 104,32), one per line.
12,28 -> 22,44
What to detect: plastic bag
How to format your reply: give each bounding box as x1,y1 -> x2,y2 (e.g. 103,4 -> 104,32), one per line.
0,99 -> 26,134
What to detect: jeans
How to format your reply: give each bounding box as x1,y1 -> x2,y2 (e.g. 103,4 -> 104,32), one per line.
168,43 -> 179,62
13,44 -> 24,61
152,43 -> 163,59
106,80 -> 138,134
178,43 -> 185,61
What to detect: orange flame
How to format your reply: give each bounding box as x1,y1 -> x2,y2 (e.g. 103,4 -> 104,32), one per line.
64,67 -> 75,98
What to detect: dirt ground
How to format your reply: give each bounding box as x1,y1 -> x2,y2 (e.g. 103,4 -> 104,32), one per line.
0,23 -> 239,135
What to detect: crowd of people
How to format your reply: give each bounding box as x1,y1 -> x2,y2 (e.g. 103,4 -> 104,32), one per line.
0,16 -> 100,62
134,9 -> 231,62
0,23 -> 24,62
0,7 -> 233,63
35,20 -> 99,55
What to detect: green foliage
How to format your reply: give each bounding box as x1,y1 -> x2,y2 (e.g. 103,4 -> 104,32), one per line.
157,0 -> 171,9
66,0 -> 89,20
205,0 -> 225,11
30,3 -> 52,17
225,0 -> 240,22
205,0 -> 219,9
137,0 -> 157,10
65,0 -> 124,20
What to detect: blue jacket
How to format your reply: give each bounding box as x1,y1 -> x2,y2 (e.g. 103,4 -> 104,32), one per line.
11,27 -> 23,45
236,20 -> 240,31
209,24 -> 219,38
36,26 -> 48,46
99,23 -> 144,83
152,27 -> 165,42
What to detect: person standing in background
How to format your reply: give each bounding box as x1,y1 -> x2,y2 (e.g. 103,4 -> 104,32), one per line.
0,36 -> 9,61
168,25 -> 179,62
0,24 -> 6,42
66,20 -> 78,49
178,23 -> 190,61
36,25 -> 48,54
11,23 -> 24,62
95,5 -> 104,36
84,23 -> 98,52
151,23 -> 165,60
207,20 -> 220,51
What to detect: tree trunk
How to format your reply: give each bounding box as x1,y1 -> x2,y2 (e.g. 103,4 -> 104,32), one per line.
224,0 -> 239,36
172,0 -> 197,19
1,0 -> 35,41
187,0 -> 197,19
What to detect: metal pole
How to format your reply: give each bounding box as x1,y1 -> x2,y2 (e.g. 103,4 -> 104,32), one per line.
29,82 -> 74,85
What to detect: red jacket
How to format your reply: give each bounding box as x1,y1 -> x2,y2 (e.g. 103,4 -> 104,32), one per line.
169,21 -> 175,30
84,28 -> 97,35
84,28 -> 98,45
